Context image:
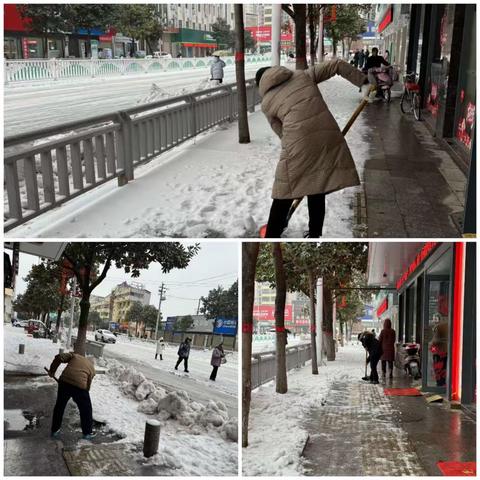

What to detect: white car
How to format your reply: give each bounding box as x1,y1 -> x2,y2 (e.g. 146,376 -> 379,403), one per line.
154,51 -> 172,59
95,329 -> 116,343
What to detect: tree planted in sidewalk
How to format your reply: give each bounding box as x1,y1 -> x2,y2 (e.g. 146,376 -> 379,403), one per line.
113,4 -> 163,56
234,4 -> 251,143
242,242 -> 259,448
200,281 -> 238,320
282,4 -> 308,70
13,261 -> 63,325
272,243 -> 288,393
60,242 -> 199,356
324,5 -> 369,57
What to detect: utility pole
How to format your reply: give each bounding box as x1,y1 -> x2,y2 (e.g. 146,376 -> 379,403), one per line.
271,4 -> 282,65
154,283 -> 166,341
196,298 -> 202,315
66,276 -> 77,350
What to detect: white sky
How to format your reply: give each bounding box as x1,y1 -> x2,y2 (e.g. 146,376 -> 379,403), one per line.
13,241 -> 239,319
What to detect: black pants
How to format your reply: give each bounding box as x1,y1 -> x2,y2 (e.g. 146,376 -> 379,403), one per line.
210,366 -> 219,381
51,381 -> 92,435
369,355 -> 381,382
155,353 -> 163,360
175,356 -> 189,371
265,193 -> 326,238
381,360 -> 394,375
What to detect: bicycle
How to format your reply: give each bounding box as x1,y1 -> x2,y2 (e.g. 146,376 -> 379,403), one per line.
400,72 -> 421,120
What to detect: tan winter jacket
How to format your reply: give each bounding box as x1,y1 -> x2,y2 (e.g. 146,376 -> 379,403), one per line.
49,352 -> 96,391
259,60 -> 367,199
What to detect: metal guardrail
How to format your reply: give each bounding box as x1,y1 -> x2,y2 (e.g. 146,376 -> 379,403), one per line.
4,78 -> 261,231
251,343 -> 312,389
4,54 -> 273,84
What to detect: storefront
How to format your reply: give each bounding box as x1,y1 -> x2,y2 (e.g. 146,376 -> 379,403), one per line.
406,4 -> 476,166
170,28 -> 217,57
368,242 -> 476,406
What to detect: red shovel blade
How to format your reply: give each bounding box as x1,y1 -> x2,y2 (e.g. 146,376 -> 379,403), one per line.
259,224 -> 267,238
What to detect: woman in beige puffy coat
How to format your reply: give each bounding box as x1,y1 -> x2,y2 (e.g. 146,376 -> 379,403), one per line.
256,60 -> 368,237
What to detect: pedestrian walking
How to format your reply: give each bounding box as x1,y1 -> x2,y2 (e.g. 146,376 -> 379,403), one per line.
384,49 -> 390,63
359,331 -> 383,384
353,49 -> 360,68
209,342 -> 226,381
358,49 -> 365,69
210,55 -> 226,84
378,318 -> 396,379
155,337 -> 166,360
48,352 -> 96,439
175,337 -> 191,373
255,60 -> 369,237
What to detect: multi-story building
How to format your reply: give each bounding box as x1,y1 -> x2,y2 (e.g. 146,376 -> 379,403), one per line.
90,281 -> 151,326
253,282 -> 310,334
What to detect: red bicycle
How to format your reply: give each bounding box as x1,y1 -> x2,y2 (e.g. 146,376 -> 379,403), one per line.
400,72 -> 421,120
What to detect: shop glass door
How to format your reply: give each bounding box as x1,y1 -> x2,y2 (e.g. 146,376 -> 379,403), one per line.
423,275 -> 450,392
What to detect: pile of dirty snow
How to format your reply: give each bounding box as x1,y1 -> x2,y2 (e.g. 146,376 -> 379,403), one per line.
107,360 -> 237,442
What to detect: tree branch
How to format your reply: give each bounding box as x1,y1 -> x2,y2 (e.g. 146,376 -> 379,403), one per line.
282,4 -> 295,18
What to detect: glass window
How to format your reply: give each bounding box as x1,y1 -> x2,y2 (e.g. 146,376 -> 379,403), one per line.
4,37 -> 20,59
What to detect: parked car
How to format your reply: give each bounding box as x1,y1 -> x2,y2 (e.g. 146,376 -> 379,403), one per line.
154,51 -> 172,59
26,320 -> 51,338
95,329 -> 116,343
13,320 -> 28,328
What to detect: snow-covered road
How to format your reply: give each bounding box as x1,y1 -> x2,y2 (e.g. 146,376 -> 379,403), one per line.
4,63 -> 269,136
99,335 -> 238,417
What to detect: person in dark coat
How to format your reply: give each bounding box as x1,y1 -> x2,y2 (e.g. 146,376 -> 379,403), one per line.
175,338 -> 191,373
360,331 -> 383,384
378,318 -> 396,378
209,342 -> 225,381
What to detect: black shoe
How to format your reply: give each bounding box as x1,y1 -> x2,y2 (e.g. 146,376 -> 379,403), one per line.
174,367 -> 178,370
371,380 -> 379,385
184,370 -> 189,373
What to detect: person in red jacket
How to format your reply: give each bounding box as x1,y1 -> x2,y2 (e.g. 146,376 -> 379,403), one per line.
378,318 -> 396,379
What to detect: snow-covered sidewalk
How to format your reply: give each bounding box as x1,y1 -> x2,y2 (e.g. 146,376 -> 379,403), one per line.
7,76 -> 368,238
243,343 -> 429,476
4,326 -> 238,476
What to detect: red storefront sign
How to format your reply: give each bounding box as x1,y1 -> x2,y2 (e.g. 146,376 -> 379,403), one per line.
378,5 -> 393,33
376,298 -> 388,316
396,242 -> 439,290
4,4 -> 31,32
253,304 -> 293,322
245,26 -> 293,43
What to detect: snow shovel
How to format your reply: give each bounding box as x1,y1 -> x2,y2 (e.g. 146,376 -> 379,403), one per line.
44,366 -> 59,382
259,85 -> 376,238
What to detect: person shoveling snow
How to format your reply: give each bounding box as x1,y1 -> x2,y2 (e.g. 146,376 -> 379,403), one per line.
47,352 -> 97,440
255,59 -> 371,238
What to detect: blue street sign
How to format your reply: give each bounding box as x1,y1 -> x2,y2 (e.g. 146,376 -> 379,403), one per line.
213,318 -> 238,336
109,322 -> 119,330
165,316 -> 176,332
362,21 -> 377,39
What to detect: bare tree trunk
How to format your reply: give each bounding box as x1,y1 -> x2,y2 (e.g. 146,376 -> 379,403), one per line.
322,287 -> 336,361
272,243 -> 287,393
308,6 -> 316,66
242,242 -> 259,448
308,271 -> 319,374
74,296 -> 90,356
234,4 -> 251,143
294,5 -> 308,70
55,294 -> 65,334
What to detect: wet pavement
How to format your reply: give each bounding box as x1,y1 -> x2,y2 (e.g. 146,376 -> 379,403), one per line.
359,97 -> 466,237
301,367 -> 476,476
3,374 -> 158,476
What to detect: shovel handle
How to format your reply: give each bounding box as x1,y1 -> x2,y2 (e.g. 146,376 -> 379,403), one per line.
44,366 -> 59,382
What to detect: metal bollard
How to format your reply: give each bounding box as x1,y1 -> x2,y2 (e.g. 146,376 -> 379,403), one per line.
19,344 -> 25,354
143,419 -> 160,457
